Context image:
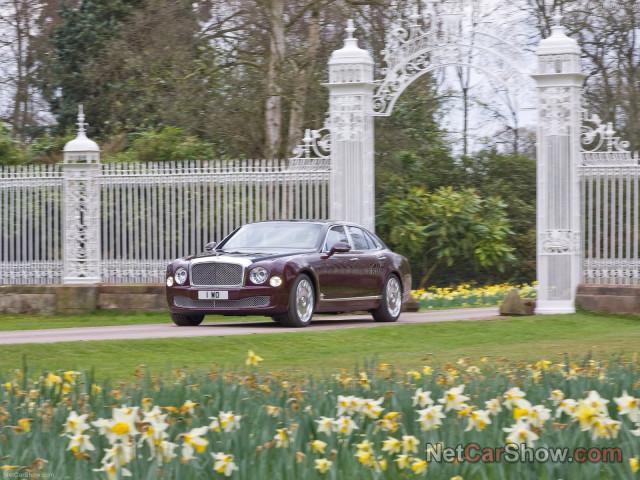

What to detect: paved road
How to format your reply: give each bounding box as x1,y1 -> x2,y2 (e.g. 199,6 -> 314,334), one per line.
0,307 -> 501,345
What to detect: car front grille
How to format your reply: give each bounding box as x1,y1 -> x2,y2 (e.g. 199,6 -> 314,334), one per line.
174,296 -> 270,309
190,262 -> 244,287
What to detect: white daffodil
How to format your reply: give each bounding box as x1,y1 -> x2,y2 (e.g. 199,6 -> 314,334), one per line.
333,416 -> 359,435
181,426 -> 210,461
585,390 -> 609,415
212,452 -> 239,476
503,387 -> 526,410
218,411 -> 242,432
315,416 -> 334,435
503,420 -> 540,448
104,406 -> 140,443
381,436 -> 401,454
555,398 -> 577,418
549,389 -> 565,406
416,405 -> 445,431
336,395 -> 361,416
438,385 -> 470,412
485,398 -> 502,416
614,390 -> 640,422
465,409 -> 492,432
412,388 -> 434,408
395,454 -> 411,469
102,442 -> 135,467
401,435 -> 420,454
158,440 -> 178,464
361,397 -> 384,419
93,462 -> 131,480
309,439 -> 327,453
66,433 -> 95,453
63,411 -> 90,436
274,428 -> 290,448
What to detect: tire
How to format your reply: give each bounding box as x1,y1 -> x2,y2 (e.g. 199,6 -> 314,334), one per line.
170,313 -> 204,326
274,274 -> 315,328
372,275 -> 402,322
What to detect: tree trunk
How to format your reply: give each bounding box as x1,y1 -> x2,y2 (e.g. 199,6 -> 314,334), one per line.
286,3 -> 320,156
264,0 -> 285,159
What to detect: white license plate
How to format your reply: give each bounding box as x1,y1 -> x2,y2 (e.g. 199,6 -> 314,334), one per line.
198,290 -> 229,300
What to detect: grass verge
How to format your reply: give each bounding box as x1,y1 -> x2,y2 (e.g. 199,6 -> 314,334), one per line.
1,311 -> 638,381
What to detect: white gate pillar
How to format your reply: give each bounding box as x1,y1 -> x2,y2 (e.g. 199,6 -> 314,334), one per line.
532,12 -> 586,314
62,105 -> 102,284
326,20 -> 376,230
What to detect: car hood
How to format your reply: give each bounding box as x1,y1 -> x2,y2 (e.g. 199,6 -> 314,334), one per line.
184,250 -> 317,263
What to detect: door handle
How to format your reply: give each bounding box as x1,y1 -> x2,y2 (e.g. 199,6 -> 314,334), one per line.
377,256 -> 387,261
350,257 -> 359,262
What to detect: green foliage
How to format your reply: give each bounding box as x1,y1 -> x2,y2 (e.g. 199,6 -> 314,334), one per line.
26,129 -> 75,164
0,125 -> 23,165
378,186 -> 515,288
106,127 -> 215,162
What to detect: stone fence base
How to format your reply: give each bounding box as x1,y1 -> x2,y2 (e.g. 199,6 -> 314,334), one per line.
0,284 -> 167,315
575,284 -> 640,316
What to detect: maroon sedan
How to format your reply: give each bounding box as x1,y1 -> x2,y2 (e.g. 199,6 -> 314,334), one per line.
165,220 -> 412,327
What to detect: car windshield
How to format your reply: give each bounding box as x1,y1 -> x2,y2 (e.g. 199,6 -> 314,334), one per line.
218,223 -> 323,252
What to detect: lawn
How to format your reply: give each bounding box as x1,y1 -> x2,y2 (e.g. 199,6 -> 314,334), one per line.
1,311 -> 638,381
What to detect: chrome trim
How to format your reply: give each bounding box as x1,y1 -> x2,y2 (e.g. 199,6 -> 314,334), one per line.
318,295 -> 382,302
189,256 -> 251,287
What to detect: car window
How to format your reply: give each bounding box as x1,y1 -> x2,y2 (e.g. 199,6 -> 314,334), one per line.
363,230 -> 384,250
324,226 -> 348,251
347,226 -> 372,251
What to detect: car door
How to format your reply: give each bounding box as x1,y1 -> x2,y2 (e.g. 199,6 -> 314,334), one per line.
346,225 -> 383,297
311,225 -> 358,300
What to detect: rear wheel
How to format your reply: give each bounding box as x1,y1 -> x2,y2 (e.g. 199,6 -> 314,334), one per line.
170,313 -> 204,326
372,275 -> 402,322
274,274 -> 315,328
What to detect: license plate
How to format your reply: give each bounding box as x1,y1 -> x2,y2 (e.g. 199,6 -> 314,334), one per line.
198,290 -> 229,300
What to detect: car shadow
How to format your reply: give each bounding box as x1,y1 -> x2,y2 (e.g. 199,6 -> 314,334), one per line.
198,316 -> 376,329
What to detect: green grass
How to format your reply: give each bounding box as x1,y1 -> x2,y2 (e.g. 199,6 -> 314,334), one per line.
0,310 -> 267,331
2,311 -> 639,381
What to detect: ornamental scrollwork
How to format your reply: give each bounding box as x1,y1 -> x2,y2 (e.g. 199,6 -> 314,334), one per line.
539,229 -> 580,254
580,111 -> 639,165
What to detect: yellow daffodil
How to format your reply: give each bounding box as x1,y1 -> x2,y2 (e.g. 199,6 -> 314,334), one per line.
411,458 -> 428,474
630,456 -> 639,473
310,439 -> 327,453
314,458 -> 332,474
246,350 -> 263,366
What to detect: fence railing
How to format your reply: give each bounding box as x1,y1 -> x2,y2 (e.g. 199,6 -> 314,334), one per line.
0,159 -> 330,285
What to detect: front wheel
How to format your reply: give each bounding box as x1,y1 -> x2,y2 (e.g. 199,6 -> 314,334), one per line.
274,274 -> 315,328
372,275 -> 402,322
170,313 -> 204,326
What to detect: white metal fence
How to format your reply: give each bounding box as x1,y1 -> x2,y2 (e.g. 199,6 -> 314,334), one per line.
580,117 -> 640,285
0,159 -> 330,284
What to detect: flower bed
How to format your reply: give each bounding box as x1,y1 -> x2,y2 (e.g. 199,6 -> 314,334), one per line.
0,351 -> 638,479
412,282 -> 537,309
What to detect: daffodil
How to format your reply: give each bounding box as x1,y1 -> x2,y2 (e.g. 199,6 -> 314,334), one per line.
218,411 -> 242,432
314,458 -> 332,474
630,456 -> 639,473
549,389 -> 565,406
274,428 -> 290,448
180,400 -> 197,415
395,454 -> 411,469
333,416 -> 359,435
438,385 -> 469,412
246,350 -> 263,366
503,387 -> 525,410
265,405 -> 282,417
412,388 -> 433,408
402,435 -> 420,454
465,409 -> 492,432
212,452 -> 239,476
416,405 -> 445,431
43,372 -> 62,388
485,398 -> 502,415
181,426 -> 210,460
64,411 -> 90,435
67,433 -> 95,453
158,440 -> 178,463
503,420 -> 540,448
614,390 -> 640,422
361,397 -> 384,419
411,458 -> 428,474
309,439 -> 327,453
381,436 -> 401,454
555,398 -> 577,418
104,406 -> 140,443
315,416 -> 334,435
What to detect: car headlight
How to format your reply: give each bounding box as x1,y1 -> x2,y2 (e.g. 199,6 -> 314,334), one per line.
269,276 -> 282,287
249,267 -> 268,284
166,276 -> 174,287
175,267 -> 188,285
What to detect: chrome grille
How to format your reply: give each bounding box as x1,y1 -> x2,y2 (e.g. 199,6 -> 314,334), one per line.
190,262 -> 244,286
174,296 -> 270,309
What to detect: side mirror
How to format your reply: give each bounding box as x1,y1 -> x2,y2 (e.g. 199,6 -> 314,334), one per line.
205,241 -> 217,252
329,241 -> 351,256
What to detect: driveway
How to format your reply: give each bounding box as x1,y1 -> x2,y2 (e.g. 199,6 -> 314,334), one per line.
0,307 -> 501,345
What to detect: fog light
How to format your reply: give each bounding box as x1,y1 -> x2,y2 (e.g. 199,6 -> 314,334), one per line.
269,276 -> 282,287
166,276 -> 174,287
